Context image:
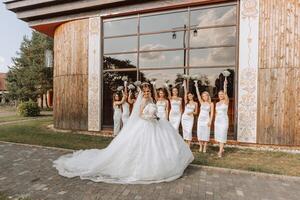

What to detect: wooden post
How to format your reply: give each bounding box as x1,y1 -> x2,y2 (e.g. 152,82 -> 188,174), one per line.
88,16 -> 102,131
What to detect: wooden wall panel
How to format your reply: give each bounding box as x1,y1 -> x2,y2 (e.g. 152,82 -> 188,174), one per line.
258,0 -> 300,145
53,19 -> 89,130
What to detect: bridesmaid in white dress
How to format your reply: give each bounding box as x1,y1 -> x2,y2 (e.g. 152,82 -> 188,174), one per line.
214,78 -> 229,157
152,83 -> 169,120
121,81 -> 130,126
113,93 -> 126,136
181,79 -> 198,147
195,82 -> 214,153
166,86 -> 182,131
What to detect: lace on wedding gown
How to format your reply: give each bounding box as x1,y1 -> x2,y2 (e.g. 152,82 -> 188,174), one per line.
53,91 -> 194,184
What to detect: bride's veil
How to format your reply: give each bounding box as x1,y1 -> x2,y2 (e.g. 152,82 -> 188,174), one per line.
118,89 -> 143,135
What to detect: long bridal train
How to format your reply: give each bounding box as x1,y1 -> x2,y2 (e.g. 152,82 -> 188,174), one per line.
53,90 -> 194,184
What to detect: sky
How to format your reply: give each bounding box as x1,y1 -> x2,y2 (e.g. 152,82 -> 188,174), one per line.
0,1 -> 32,73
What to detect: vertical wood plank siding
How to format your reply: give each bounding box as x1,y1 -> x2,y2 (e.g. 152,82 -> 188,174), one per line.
53,19 -> 89,130
258,0 -> 300,145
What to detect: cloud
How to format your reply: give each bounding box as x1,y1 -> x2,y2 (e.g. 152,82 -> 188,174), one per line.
140,44 -> 167,60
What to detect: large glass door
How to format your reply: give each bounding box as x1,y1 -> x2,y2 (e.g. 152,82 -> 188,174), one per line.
102,2 -> 238,139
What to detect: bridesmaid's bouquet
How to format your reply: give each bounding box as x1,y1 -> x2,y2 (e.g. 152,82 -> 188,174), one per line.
190,75 -> 200,84
182,74 -> 190,80
122,76 -> 128,82
127,84 -> 135,91
112,75 -> 122,81
134,81 -> 141,87
150,78 -> 157,85
222,70 -> 231,77
117,86 -> 124,91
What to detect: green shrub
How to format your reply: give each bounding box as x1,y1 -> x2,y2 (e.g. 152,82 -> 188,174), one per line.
17,100 -> 40,117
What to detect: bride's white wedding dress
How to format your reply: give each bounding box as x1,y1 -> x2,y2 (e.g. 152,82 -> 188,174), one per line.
53,91 -> 194,184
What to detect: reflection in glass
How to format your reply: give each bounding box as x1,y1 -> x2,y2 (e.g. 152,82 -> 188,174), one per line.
140,11 -> 188,33
191,5 -> 236,27
104,54 -> 137,70
104,17 -> 138,37
190,26 -> 236,47
104,36 -> 137,54
189,47 -> 236,67
188,67 -> 235,135
140,31 -> 188,50
188,68 -> 235,98
103,71 -> 137,126
140,69 -> 185,89
139,50 -> 186,68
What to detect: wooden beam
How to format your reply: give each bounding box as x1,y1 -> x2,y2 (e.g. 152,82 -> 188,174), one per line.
15,0 -> 130,20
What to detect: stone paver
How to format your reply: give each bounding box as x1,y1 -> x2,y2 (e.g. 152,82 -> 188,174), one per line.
0,142 -> 300,200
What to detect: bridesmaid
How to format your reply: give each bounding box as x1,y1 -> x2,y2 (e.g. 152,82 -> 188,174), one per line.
195,82 -> 214,153
181,79 -> 198,147
153,83 -> 169,120
128,86 -> 140,113
121,81 -> 130,126
214,78 -> 229,157
113,92 -> 126,136
166,86 -> 182,131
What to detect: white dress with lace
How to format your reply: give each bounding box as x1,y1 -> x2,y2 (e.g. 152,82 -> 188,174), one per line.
53,92 -> 194,184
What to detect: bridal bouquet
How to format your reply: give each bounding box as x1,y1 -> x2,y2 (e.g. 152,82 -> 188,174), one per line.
141,104 -> 160,121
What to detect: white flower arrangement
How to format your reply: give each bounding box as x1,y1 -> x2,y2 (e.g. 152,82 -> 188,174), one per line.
150,78 -> 157,85
190,75 -> 199,81
182,74 -> 190,80
117,86 -> 124,91
134,81 -> 141,86
122,76 -> 128,82
127,84 -> 135,90
222,70 -> 231,77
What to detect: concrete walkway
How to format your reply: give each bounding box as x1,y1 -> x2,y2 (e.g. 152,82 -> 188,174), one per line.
0,142 -> 299,200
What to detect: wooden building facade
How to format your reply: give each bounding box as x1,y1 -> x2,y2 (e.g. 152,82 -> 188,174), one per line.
5,0 -> 300,146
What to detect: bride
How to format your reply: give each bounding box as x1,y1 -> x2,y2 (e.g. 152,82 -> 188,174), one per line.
53,83 -> 194,184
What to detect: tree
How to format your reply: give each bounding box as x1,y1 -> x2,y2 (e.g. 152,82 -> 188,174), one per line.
6,31 -> 53,107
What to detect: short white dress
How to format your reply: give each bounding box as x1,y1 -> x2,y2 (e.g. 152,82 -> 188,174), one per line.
169,99 -> 182,131
197,103 -> 211,142
214,103 -> 229,143
122,102 -> 130,126
113,105 -> 122,136
156,100 -> 168,120
181,103 -> 196,141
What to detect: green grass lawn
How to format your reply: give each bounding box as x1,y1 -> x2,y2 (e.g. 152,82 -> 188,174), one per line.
0,117 -> 300,177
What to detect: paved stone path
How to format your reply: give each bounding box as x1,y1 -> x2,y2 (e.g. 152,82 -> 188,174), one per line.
1,142 -> 300,200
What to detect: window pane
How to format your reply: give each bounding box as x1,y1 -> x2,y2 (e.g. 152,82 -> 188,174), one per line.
104,36 -> 137,54
191,5 -> 236,27
188,67 -> 235,98
140,11 -> 188,33
189,47 -> 236,67
104,17 -> 138,37
140,68 -> 185,89
103,71 -> 137,126
139,50 -> 186,69
190,26 -> 236,47
188,67 -> 235,136
140,31 -> 188,50
104,54 -> 137,70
